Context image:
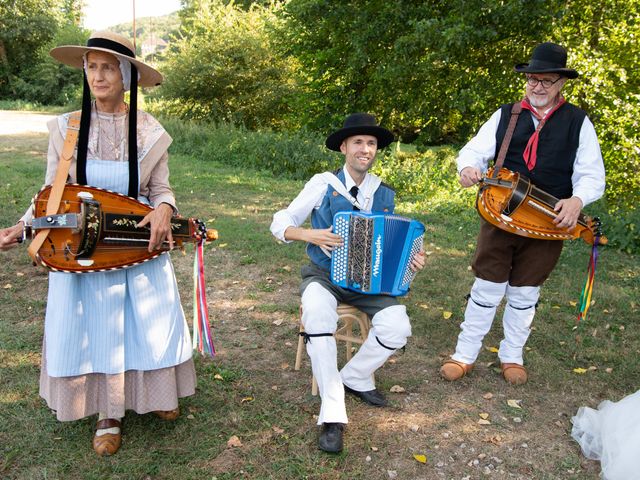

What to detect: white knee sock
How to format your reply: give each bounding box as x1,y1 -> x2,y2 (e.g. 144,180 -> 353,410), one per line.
452,277 -> 507,364
499,285 -> 540,365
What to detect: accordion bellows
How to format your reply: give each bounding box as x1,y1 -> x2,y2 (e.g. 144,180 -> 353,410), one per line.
330,212 -> 425,296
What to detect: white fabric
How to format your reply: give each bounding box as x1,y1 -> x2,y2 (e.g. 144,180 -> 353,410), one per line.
572,390 -> 640,480
300,283 -> 410,424
270,166 -> 383,242
44,159 -> 192,377
96,412 -> 121,435
452,277 -> 507,364
341,305 -> 410,391
498,285 -> 539,364
301,282 -> 347,425
456,107 -> 605,207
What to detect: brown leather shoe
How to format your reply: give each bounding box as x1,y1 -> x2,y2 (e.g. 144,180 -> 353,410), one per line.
153,408 -> 180,421
501,363 -> 528,385
92,418 -> 121,456
440,359 -> 474,381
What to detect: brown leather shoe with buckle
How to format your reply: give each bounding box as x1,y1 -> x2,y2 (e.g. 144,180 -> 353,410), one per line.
501,363 -> 528,385
153,408 -> 180,421
92,418 -> 121,456
440,359 -> 474,381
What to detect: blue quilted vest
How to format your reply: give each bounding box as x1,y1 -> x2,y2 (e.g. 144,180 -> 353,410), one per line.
307,169 -> 396,271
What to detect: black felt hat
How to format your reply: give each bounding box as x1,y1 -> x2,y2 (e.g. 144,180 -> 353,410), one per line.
325,113 -> 395,152
514,42 -> 578,79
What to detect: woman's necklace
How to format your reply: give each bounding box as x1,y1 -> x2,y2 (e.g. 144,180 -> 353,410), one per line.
96,103 -> 128,160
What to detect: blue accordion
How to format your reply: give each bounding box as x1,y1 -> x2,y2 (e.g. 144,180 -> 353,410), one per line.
330,211 -> 425,296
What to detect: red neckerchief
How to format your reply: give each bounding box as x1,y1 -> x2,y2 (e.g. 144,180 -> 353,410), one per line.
520,95 -> 566,170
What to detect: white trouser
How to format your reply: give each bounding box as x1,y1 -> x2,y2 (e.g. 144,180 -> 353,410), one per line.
341,304 -> 411,391
301,283 -> 411,425
452,278 -> 539,365
498,284 -> 539,365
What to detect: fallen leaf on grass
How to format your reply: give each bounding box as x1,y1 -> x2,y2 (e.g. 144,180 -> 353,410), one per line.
214,374 -> 224,381
479,413 -> 489,420
227,435 -> 243,448
16,272 -> 24,277
272,426 -> 284,434
413,454 -> 427,464
218,243 -> 228,248
442,311 -> 452,319
282,265 -> 292,272
272,319 -> 284,326
3,284 -> 11,289
478,419 -> 491,425
418,303 -> 429,309
485,346 -> 499,353
573,368 -> 588,374
241,396 -> 254,403
390,385 -> 406,393
187,414 -> 195,420
569,301 -> 577,307
588,366 -> 597,371
605,368 -> 613,373
371,446 -> 379,452
507,399 -> 522,409
483,392 -> 494,400
239,327 -> 248,331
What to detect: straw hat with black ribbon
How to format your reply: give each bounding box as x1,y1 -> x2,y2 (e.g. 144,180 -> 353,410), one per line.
49,31 -> 163,199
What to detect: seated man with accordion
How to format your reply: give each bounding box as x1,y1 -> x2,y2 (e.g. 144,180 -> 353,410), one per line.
440,42 -> 606,386
270,113 -> 425,453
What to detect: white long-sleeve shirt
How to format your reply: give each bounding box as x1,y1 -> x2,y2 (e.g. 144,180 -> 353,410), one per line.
457,108 -> 606,207
270,167 -> 378,242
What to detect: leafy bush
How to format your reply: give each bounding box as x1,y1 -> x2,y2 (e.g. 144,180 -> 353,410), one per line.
160,116 -> 339,180
155,0 -> 299,130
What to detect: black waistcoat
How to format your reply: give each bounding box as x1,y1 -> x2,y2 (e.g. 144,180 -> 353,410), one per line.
495,102 -> 586,199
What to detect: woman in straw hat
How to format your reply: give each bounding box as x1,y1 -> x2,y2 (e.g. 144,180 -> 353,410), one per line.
0,31 -> 196,456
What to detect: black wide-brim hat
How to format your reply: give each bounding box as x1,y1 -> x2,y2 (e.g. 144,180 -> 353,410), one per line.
514,42 -> 578,79
325,113 -> 395,152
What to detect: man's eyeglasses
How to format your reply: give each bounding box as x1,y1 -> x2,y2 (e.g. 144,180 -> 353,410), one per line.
526,75 -> 563,89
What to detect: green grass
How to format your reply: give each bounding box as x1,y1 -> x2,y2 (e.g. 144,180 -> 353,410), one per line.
0,128 -> 638,479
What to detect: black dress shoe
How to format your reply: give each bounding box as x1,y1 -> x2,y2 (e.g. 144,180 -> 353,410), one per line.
318,423 -> 344,453
344,385 -> 388,407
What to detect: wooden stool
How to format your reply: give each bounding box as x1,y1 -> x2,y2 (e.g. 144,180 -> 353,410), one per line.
294,303 -> 371,396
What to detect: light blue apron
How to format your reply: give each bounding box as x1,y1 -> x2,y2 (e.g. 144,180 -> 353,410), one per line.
44,159 -> 192,377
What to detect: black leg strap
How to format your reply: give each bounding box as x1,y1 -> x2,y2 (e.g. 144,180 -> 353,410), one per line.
507,302 -> 539,310
375,336 -> 396,351
300,332 -> 333,344
466,293 -> 497,309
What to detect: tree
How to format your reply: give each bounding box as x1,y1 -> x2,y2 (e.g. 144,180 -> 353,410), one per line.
279,0 -> 561,142
0,0 -> 85,104
157,0 -> 299,129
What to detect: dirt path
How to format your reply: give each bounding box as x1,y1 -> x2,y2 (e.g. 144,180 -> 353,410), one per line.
0,110 -> 56,135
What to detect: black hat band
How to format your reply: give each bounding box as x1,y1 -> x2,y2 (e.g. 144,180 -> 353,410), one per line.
87,37 -> 135,58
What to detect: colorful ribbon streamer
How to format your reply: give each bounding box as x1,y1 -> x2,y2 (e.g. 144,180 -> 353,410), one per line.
576,236 -> 600,323
193,239 -> 215,356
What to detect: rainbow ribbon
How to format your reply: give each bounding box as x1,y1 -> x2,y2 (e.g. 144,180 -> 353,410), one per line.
576,236 -> 601,323
193,239 -> 215,356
